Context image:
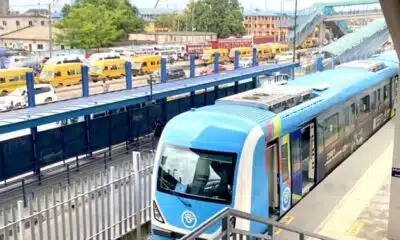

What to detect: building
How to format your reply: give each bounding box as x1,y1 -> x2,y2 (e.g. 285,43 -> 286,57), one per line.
0,25 -> 63,52
129,32 -> 217,44
0,15 -> 51,35
243,9 -> 289,42
0,0 -> 9,16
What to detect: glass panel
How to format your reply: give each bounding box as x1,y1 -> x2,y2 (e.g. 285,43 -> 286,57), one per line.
291,138 -> 301,173
157,144 -> 236,203
281,143 -> 289,181
359,95 -> 370,113
324,113 -> 339,147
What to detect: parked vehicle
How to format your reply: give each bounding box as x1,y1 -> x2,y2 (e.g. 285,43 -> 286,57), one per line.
131,55 -> 161,76
0,67 -> 35,95
88,52 -> 120,62
39,63 -> 82,88
202,49 -> 229,65
155,50 -> 179,64
275,51 -> 294,62
152,67 -> 186,81
239,56 -> 254,68
45,54 -> 85,65
0,84 -> 57,111
229,47 -> 252,62
200,64 -> 227,75
89,59 -> 126,82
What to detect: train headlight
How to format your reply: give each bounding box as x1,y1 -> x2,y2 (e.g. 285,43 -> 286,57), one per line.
153,201 -> 165,223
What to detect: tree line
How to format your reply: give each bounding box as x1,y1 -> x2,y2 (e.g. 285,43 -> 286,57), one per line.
55,0 -> 245,49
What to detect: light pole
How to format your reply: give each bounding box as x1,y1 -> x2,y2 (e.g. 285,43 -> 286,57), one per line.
292,0 -> 298,63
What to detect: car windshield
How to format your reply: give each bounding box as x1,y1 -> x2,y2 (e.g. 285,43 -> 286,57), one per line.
10,88 -> 26,96
90,65 -> 102,74
132,62 -> 142,69
201,54 -> 210,59
40,71 -> 53,79
157,144 -> 236,203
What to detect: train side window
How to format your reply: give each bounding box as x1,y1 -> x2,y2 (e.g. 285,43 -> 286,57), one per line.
384,84 -> 390,100
359,95 -> 370,113
372,91 -> 377,109
377,88 -> 381,102
291,138 -> 301,173
281,143 -> 289,181
324,113 -> 339,147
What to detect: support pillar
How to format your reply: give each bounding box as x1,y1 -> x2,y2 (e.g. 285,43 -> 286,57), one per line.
319,23 -> 326,48
380,1 -> 400,239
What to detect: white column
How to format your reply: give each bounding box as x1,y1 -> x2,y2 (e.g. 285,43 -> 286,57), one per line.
380,1 -> 400,239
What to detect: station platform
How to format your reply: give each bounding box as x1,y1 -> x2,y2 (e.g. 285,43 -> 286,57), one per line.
275,119 -> 394,240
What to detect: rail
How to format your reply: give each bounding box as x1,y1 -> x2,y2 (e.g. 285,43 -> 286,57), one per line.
0,151 -> 153,240
180,208 -> 335,240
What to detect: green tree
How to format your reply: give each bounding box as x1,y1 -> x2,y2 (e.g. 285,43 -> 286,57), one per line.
154,13 -> 186,32
56,0 -> 144,49
184,0 -> 245,38
74,0 -> 144,35
61,4 -> 71,16
55,3 -> 121,49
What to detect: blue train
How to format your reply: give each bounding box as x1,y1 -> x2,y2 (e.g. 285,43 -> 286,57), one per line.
151,51 -> 399,239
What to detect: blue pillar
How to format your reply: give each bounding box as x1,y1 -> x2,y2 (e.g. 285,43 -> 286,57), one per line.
252,48 -> 258,88
26,72 -> 35,107
161,58 -> 167,83
234,51 -> 240,70
316,56 -> 323,72
252,47 -> 258,67
213,53 -> 220,74
81,65 -> 91,157
81,65 -> 89,97
190,55 -> 195,78
26,72 -> 39,177
125,61 -> 132,90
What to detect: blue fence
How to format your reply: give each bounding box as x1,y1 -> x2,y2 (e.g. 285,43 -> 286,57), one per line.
0,80 -> 255,181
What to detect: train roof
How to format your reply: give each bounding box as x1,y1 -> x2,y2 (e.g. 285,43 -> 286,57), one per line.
188,51 -> 399,133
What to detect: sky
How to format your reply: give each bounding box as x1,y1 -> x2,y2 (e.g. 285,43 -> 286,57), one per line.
11,0 -> 319,12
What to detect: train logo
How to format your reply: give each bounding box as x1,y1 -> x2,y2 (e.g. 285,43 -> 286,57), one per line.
282,187 -> 291,211
181,210 -> 197,229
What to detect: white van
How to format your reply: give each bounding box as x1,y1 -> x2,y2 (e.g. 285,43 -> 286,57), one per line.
155,50 -> 178,63
88,52 -> 120,62
275,51 -> 294,62
45,54 -> 85,65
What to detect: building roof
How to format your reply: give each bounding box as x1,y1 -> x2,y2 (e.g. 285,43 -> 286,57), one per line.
0,26 -> 58,41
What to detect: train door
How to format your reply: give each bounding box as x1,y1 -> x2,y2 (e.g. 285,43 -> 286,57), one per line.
266,142 -> 279,216
290,122 -> 315,204
267,135 -> 293,217
279,135 -> 292,216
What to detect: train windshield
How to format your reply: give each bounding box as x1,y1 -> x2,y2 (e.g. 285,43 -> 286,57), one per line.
157,144 -> 236,204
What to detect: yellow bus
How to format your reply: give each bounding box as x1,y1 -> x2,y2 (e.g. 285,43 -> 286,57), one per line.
256,45 -> 274,61
39,63 -> 82,88
131,55 -> 161,76
201,49 -> 229,65
268,43 -> 289,58
229,47 -> 252,61
0,68 -> 34,95
89,59 -> 126,82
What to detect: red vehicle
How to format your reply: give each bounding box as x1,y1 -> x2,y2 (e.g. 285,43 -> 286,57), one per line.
208,37 -> 274,51
185,43 -> 212,59
200,64 -> 227,75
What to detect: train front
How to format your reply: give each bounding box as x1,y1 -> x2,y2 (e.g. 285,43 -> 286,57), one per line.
151,106 -> 256,239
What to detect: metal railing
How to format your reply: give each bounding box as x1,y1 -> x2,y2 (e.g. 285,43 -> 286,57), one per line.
180,208 -> 335,240
0,151 -> 153,240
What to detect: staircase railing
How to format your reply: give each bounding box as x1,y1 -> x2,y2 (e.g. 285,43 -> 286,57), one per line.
180,208 -> 335,240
